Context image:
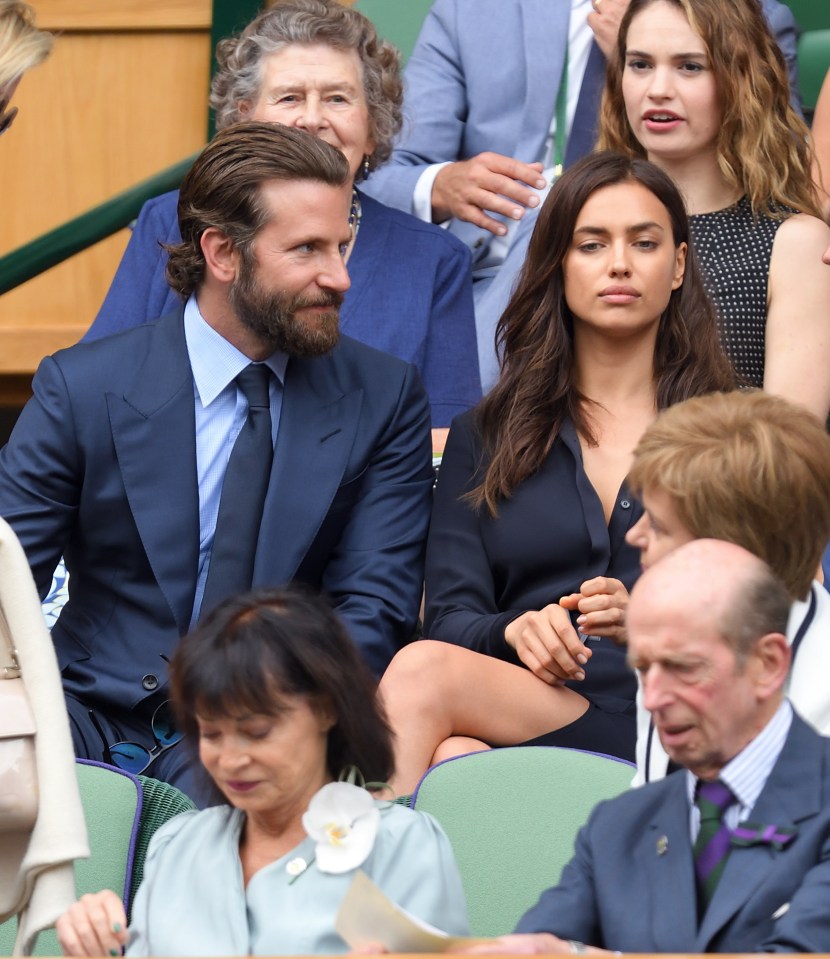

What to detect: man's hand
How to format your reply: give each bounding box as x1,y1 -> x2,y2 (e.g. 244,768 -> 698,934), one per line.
504,603 -> 591,684
432,152 -> 546,234
56,890 -> 129,957
587,0 -> 631,57
453,933 -> 573,953
559,576 -> 630,645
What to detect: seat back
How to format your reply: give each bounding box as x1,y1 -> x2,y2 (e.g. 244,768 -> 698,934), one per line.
411,746 -> 633,937
0,760 -> 141,956
129,775 -> 197,913
783,0 -> 830,33
353,0 -> 432,64
0,764 -> 197,956
798,29 -> 830,112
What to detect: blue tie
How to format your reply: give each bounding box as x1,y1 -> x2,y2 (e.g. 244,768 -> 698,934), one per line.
200,364 -> 273,617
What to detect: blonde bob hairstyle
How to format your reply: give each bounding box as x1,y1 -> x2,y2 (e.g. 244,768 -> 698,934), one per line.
629,390 -> 830,601
597,0 -> 819,218
0,0 -> 51,89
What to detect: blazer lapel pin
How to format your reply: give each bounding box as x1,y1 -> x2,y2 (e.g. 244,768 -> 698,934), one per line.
656,835 -> 669,856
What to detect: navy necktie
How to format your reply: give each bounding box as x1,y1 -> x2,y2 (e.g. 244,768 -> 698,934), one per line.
200,363 -> 273,617
693,779 -> 735,911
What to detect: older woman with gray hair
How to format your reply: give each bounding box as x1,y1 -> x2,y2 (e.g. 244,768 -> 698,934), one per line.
0,0 -> 52,137
86,0 -> 480,434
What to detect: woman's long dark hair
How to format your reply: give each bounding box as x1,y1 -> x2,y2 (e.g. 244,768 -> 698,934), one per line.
472,151 -> 735,516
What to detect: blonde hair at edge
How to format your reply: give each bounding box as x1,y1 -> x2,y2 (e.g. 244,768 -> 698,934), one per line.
597,0 -> 820,218
628,390 -> 830,601
0,0 -> 51,88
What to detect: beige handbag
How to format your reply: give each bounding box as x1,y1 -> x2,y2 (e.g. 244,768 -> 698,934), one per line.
0,628 -> 37,832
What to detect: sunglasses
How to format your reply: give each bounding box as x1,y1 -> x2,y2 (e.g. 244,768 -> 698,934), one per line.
89,700 -> 183,776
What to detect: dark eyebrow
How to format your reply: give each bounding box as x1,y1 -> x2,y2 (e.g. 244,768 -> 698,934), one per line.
625,48 -> 707,60
573,221 -> 666,237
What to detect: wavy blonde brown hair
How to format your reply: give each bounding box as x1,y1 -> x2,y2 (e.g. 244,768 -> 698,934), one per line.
629,390 -> 830,600
597,0 -> 820,218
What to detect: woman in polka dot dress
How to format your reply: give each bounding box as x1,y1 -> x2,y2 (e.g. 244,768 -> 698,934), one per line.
599,0 -> 830,422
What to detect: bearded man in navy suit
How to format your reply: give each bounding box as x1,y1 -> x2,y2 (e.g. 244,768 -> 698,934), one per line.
0,123 -> 433,801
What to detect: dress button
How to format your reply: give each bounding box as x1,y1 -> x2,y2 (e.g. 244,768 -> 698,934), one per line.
620,499 -> 631,509
142,674 -> 159,691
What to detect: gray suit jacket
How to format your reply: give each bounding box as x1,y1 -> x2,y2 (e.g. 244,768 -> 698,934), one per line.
517,712 -> 830,952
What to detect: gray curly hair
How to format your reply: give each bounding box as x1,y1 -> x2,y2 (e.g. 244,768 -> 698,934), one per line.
209,0 -> 402,173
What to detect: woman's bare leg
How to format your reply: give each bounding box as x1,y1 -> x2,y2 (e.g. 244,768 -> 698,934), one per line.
432,736 -> 491,766
379,640 -> 589,795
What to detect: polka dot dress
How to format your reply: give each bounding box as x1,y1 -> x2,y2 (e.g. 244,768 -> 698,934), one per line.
689,196 -> 792,388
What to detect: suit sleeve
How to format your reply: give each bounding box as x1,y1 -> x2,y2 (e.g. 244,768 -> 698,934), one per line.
362,0 -> 467,215
759,837 -> 830,952
85,193 -> 182,341
760,0 -> 801,114
0,356 -> 81,596
419,237 -> 481,426
514,813 -> 603,944
323,364 -> 433,676
423,416 -> 519,658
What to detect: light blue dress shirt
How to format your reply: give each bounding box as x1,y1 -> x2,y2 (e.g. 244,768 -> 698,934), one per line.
184,295 -> 289,625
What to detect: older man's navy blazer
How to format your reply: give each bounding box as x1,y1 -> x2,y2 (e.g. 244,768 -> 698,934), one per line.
517,712 -> 830,953
0,309 -> 433,709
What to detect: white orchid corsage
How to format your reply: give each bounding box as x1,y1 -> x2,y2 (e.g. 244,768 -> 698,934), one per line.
299,780 -> 381,878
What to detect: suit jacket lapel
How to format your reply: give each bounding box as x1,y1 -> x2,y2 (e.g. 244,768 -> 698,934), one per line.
640,774 -> 700,951
254,351 -> 362,585
517,0 -> 572,160
696,715 -> 821,950
107,311 -> 200,632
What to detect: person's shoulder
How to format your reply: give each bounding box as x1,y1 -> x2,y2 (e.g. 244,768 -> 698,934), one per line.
149,805 -> 236,847
374,801 -> 454,848
45,310 -> 183,393
138,189 -> 180,220
53,310 -> 181,364
145,806 -> 239,864
359,192 -> 471,262
773,211 -> 830,249
324,333 -> 417,385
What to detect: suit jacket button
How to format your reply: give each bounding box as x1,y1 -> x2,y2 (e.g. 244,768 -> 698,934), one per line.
142,674 -> 159,691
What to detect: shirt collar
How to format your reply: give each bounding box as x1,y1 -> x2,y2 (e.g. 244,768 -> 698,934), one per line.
686,699 -> 792,813
183,294 -> 289,407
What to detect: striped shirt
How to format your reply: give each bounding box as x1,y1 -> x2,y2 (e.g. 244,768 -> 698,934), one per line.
687,700 -> 793,839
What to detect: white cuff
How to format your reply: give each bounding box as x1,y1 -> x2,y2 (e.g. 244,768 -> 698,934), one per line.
414,162 -> 452,224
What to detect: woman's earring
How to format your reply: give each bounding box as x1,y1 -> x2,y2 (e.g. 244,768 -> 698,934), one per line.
361,155 -> 371,180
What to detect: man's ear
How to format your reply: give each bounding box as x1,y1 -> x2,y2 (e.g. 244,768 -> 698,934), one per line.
200,227 -> 239,284
749,632 -> 791,701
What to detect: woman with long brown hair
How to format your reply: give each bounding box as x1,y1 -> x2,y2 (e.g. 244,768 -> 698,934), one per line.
599,0 -> 830,420
380,151 -> 734,794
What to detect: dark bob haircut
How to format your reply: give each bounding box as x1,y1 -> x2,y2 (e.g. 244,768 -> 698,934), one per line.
169,585 -> 394,784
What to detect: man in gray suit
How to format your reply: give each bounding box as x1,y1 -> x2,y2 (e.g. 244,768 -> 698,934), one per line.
467,539 -> 830,954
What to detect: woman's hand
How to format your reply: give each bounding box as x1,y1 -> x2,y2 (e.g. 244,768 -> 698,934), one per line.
504,604 -> 591,684
56,890 -> 128,957
559,576 -> 630,645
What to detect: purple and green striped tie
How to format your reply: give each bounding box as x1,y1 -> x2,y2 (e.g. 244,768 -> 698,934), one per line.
693,779 -> 735,910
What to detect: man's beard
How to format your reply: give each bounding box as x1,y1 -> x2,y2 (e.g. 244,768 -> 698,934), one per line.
229,256 -> 343,357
